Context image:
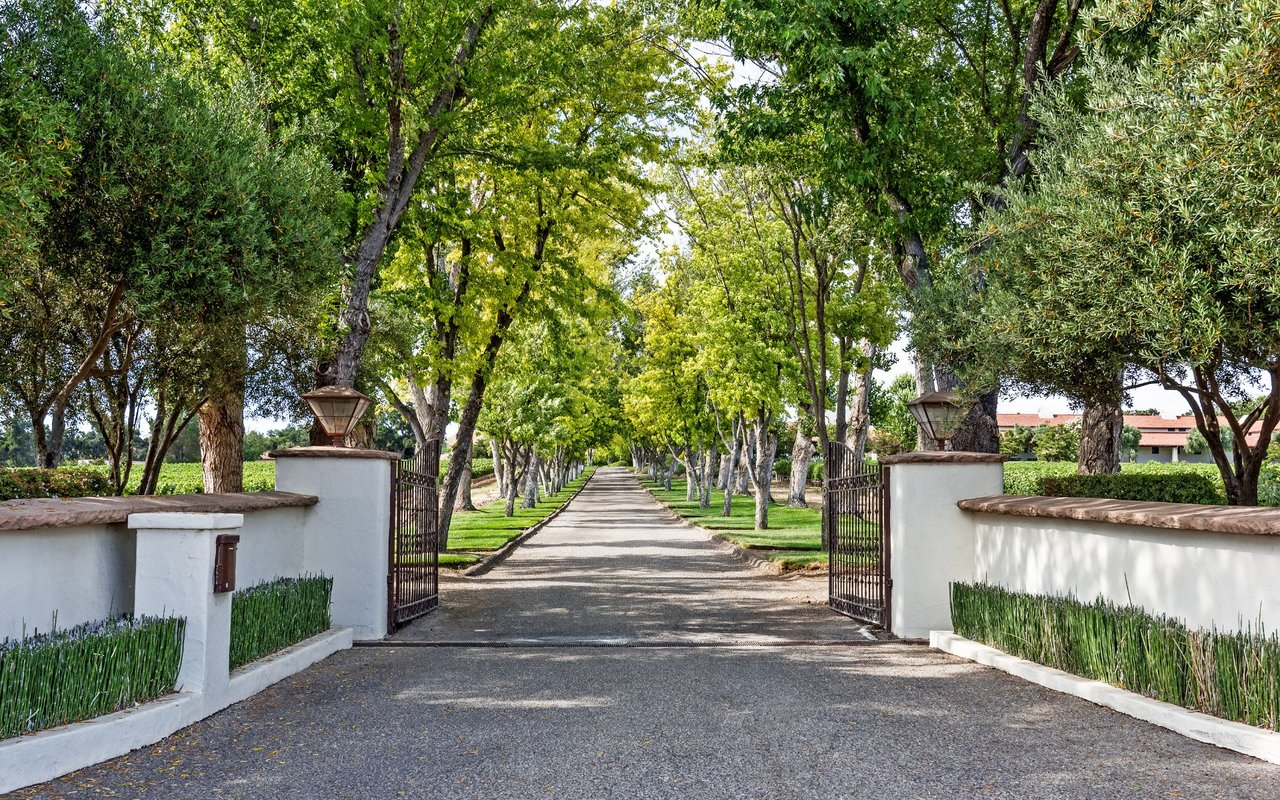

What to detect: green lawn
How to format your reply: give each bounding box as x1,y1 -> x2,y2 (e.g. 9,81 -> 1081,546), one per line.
442,467 -> 598,568
643,479 -> 826,571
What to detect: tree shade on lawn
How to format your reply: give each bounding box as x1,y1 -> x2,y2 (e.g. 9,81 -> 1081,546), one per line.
644,480 -> 825,571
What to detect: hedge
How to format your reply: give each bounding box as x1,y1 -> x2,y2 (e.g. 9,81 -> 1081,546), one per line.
229,575 -> 333,670
1004,461 -> 1227,505
0,467 -> 112,501
1039,472 -> 1223,505
952,582 -> 1280,731
0,615 -> 185,739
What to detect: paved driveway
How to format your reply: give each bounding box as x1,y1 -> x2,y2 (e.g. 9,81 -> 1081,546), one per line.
14,468 -> 1280,799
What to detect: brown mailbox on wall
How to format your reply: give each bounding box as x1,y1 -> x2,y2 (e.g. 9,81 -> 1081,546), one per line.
214,534 -> 240,593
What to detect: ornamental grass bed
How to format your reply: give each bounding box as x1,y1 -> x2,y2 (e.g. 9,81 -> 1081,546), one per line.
0,615 -> 185,739
229,575 -> 333,670
952,582 -> 1280,731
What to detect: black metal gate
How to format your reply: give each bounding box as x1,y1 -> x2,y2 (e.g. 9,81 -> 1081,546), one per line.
388,451 -> 439,631
825,443 -> 891,631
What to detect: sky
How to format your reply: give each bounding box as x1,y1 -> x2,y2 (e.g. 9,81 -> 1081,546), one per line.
879,334 -> 1193,419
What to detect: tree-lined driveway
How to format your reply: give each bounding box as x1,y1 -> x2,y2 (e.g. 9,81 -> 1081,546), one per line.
16,468 -> 1280,799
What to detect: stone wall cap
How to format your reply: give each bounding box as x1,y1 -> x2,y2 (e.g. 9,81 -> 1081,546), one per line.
0,491 -> 317,532
268,446 -> 401,461
128,512 -> 244,530
959,495 -> 1280,536
880,451 -> 1009,465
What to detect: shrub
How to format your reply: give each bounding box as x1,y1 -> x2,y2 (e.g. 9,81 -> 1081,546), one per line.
1032,423 -> 1080,462
1004,461 -> 1228,504
1260,465 -> 1280,507
0,615 -> 185,739
951,582 -> 1280,731
807,461 -> 823,483
0,467 -> 112,500
1039,472 -> 1224,505
229,575 -> 332,670
774,458 -> 791,480
999,425 -> 1035,457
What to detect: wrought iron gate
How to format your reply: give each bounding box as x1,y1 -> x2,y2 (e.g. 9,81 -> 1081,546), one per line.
825,443 -> 891,631
388,450 -> 439,631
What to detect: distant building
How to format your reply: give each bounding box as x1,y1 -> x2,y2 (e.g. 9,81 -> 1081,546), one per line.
996,413 -> 1263,463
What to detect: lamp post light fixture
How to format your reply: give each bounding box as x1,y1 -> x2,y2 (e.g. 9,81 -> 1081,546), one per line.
906,390 -> 972,451
301,386 -> 372,447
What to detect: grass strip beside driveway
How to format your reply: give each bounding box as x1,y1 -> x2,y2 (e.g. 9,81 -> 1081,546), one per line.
643,479 -> 826,571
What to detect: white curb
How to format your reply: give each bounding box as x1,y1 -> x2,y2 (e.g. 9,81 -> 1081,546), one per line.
931,630 -> 1280,764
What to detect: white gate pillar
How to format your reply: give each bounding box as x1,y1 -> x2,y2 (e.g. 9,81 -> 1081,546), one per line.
272,447 -> 398,640
880,452 -> 1006,639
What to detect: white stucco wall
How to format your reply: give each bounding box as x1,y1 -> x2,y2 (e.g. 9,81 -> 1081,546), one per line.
234,507 -> 309,587
0,524 -> 135,641
972,514 -> 1280,632
0,502 -> 311,643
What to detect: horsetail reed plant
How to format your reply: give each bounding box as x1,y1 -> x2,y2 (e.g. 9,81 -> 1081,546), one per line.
229,575 -> 333,670
951,582 -> 1280,731
0,615 -> 185,740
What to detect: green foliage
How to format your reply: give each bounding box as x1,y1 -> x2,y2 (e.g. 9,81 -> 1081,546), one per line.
1185,428 -> 1232,456
242,425 -> 311,462
807,461 -> 823,484
952,582 -> 1280,731
142,462 -> 276,495
1032,424 -> 1080,463
229,576 -> 332,671
928,0 -> 1280,503
0,615 -> 185,739
0,466 -> 111,500
1,0 -> 341,490
869,375 -> 918,454
1040,473 -> 1223,506
999,426 -> 1035,457
1004,461 -> 1227,504
1120,426 -> 1142,461
773,458 -> 791,480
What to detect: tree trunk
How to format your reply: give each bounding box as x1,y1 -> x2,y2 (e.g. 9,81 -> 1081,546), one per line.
753,409 -> 772,530
845,344 -> 876,465
787,425 -> 814,508
949,386 -> 1001,453
684,445 -> 698,501
722,420 -> 742,517
1079,399 -> 1122,475
717,454 -> 730,489
198,387 -> 245,493
454,460 -> 476,511
489,435 -> 504,495
522,451 -> 539,509
700,441 -> 716,508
